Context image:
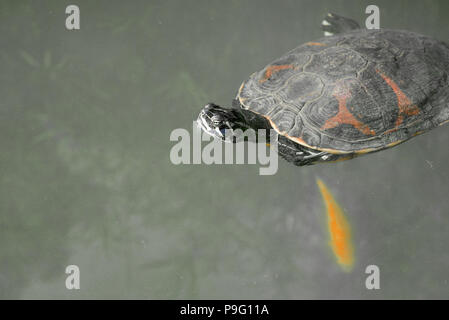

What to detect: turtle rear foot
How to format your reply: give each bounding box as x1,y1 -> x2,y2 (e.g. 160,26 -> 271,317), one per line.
321,13 -> 360,36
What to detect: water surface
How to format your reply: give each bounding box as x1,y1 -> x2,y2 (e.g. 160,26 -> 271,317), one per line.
1,0 -> 449,299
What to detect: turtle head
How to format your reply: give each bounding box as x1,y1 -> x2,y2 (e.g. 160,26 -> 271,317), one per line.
197,103 -> 241,142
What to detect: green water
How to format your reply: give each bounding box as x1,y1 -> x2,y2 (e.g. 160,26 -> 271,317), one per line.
1,0 -> 449,299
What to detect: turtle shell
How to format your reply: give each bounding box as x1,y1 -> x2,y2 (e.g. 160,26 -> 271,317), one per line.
237,29 -> 449,154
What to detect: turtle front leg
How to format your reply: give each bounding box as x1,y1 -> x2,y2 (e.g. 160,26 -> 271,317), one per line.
321,13 -> 360,36
276,135 -> 347,166
277,135 -> 323,166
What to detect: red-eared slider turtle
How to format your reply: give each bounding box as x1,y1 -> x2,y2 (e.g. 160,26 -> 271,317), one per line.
197,13 -> 449,166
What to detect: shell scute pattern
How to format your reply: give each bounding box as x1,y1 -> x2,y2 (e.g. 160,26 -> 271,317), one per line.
304,46 -> 368,80
269,105 -> 297,133
303,79 -> 383,142
256,54 -> 301,90
276,73 -> 325,105
238,29 -> 449,152
245,95 -> 280,116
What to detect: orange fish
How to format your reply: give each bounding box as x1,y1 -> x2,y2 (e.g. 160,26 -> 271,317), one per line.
316,178 -> 354,271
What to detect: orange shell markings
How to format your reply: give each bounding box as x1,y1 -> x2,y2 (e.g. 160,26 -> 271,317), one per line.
259,64 -> 295,83
321,82 -> 376,136
376,70 -> 420,127
305,42 -> 327,46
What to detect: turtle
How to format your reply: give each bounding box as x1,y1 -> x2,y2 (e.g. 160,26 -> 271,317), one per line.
197,13 -> 449,166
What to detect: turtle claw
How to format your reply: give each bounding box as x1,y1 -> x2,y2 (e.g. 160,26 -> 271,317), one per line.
321,12 -> 360,36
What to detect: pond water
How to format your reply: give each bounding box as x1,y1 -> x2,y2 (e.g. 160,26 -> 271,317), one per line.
1,0 -> 449,299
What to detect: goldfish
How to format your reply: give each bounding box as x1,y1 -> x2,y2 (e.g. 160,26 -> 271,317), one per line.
317,178 -> 354,271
